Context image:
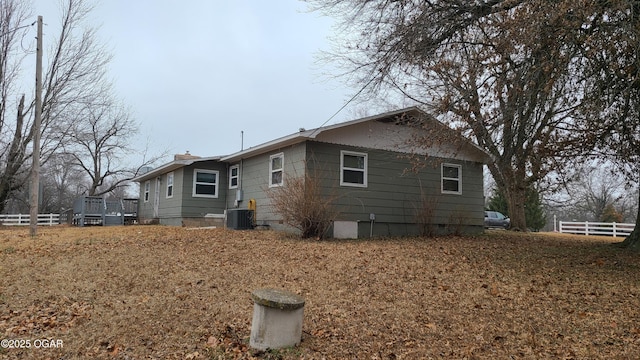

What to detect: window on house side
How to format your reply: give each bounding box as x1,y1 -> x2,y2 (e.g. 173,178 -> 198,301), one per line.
340,150 -> 367,187
442,163 -> 462,195
193,169 -> 219,198
269,153 -> 284,187
229,165 -> 239,189
166,172 -> 174,198
144,181 -> 150,202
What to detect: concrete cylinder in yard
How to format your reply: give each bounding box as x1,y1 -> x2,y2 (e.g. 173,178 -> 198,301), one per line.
249,288 -> 305,350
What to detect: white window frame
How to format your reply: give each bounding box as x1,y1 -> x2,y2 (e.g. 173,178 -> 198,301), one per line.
192,169 -> 219,198
229,164 -> 239,189
340,150 -> 368,187
269,153 -> 284,187
441,163 -> 462,195
144,180 -> 150,202
166,172 -> 174,198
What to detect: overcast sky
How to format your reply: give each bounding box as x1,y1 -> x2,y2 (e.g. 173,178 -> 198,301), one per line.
37,0 -> 356,162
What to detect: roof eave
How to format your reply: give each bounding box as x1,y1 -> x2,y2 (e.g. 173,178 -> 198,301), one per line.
221,133 -> 308,162
221,107 -> 425,162
132,156 -> 223,182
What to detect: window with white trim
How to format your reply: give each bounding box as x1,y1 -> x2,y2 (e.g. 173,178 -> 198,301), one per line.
229,165 -> 239,189
144,181 -> 150,202
441,163 -> 462,194
269,153 -> 284,187
166,172 -> 174,198
340,150 -> 367,187
192,169 -> 219,198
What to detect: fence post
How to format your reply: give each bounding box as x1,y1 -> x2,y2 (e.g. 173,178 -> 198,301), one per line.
613,222 -> 617,237
558,221 -> 563,233
585,221 -> 589,236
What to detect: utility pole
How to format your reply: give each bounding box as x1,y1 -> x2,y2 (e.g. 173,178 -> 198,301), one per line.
29,16 -> 43,237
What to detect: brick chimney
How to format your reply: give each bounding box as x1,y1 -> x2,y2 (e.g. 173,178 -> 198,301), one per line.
174,151 -> 200,161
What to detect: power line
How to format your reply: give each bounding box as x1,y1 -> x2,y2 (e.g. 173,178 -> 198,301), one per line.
309,74 -> 378,137
0,20 -> 36,38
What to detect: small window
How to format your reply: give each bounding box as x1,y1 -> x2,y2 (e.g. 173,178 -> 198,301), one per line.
340,150 -> 367,187
166,172 -> 174,198
193,169 -> 219,198
229,165 -> 239,189
269,153 -> 284,187
144,181 -> 150,202
442,163 -> 462,194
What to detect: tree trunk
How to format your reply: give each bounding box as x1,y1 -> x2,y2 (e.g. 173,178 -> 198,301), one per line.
0,95 -> 28,213
488,163 -> 529,231
0,183 -> 12,213
505,184 -> 528,231
617,188 -> 640,250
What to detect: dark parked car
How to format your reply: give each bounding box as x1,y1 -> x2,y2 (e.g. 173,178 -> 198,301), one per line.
484,211 -> 510,229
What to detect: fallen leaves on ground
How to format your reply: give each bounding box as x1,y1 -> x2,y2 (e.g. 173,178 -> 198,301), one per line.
0,225 -> 638,359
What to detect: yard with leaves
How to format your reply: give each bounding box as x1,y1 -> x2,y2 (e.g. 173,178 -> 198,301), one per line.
0,226 -> 638,359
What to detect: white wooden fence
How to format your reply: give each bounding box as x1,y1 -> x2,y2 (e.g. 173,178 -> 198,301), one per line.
558,221 -> 635,237
0,213 -> 60,226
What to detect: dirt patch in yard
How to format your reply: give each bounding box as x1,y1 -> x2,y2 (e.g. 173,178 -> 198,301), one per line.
0,226 -> 638,359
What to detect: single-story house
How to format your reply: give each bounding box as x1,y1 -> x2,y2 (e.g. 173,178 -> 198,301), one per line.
132,107 -> 490,237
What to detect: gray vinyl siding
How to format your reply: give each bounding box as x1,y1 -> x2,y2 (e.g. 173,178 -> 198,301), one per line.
137,172 -> 181,223
137,179 -> 154,220
137,160 -> 228,225
180,161 -> 228,218
230,143 -> 307,223
159,168 -> 183,219
306,141 -> 484,235
136,139 -> 484,235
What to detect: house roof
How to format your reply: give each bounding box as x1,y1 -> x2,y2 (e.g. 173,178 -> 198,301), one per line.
221,106 -> 491,163
221,108 -> 418,163
133,107 -> 491,183
132,155 -> 222,183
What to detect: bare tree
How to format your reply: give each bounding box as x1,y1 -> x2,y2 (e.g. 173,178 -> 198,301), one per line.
0,0 -> 33,212
573,2 -> 640,249
558,165 -> 633,222
64,93 -> 163,196
307,0 -> 588,231
40,152 -> 86,211
309,0 -> 640,247
0,0 -> 164,212
0,0 -> 113,212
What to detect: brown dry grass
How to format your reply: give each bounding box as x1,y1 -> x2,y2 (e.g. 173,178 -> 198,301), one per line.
0,225 -> 639,359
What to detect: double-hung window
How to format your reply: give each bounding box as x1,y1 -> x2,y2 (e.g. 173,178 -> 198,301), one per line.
441,163 -> 462,195
229,165 -> 239,189
144,181 -> 150,202
193,169 -> 219,198
166,172 -> 174,198
269,153 -> 284,187
340,150 -> 367,187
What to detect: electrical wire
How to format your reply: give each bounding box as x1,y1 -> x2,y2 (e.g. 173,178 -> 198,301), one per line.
0,20 -> 36,38
309,73 -> 378,137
